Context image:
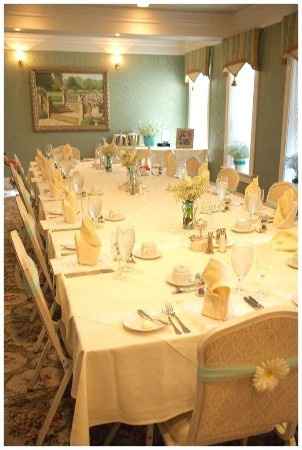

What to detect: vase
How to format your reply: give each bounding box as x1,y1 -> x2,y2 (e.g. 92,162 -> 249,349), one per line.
143,135 -> 155,148
182,200 -> 194,229
105,155 -> 113,172
233,159 -> 246,170
128,166 -> 138,195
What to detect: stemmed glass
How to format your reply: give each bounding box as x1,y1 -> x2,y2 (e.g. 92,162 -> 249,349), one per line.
216,177 -> 228,203
255,241 -> 273,300
72,172 -> 85,216
246,193 -> 259,221
45,144 -> 53,159
116,227 -> 136,277
87,195 -> 103,225
231,244 -> 254,298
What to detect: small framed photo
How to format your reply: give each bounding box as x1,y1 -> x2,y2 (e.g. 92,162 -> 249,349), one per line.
176,128 -> 194,148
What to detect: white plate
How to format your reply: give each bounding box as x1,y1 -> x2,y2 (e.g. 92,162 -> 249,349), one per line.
287,257 -> 298,270
61,242 -> 76,251
133,250 -> 162,260
123,312 -> 166,332
166,276 -> 195,288
231,225 -> 255,234
104,214 -> 125,222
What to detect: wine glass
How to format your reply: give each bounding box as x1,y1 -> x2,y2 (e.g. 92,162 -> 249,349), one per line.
116,227 -> 135,276
72,172 -> 85,216
255,241 -> 273,300
87,195 -> 103,225
246,193 -> 259,221
216,178 -> 228,203
45,144 -> 53,159
231,244 -> 254,298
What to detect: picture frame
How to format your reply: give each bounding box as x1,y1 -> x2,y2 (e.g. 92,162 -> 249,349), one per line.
30,68 -> 110,132
176,128 -> 194,148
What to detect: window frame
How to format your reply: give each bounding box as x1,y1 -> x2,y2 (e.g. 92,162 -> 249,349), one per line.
223,66 -> 259,183
279,57 -> 296,182
187,74 -> 210,150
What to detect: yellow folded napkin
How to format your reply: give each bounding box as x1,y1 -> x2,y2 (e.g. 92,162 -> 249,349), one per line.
48,168 -> 64,198
273,189 -> 298,229
245,176 -> 261,209
63,144 -> 73,160
198,162 -> 210,185
201,258 -> 230,320
63,188 -> 78,224
271,229 -> 297,252
75,217 -> 101,265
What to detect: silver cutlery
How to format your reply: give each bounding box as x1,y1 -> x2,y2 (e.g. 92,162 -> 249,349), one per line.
248,295 -> 264,309
137,309 -> 168,326
162,305 -> 182,335
243,296 -> 263,310
173,286 -> 196,294
165,303 -> 190,333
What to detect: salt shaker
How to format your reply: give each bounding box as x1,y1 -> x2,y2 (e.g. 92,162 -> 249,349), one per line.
206,232 -> 214,254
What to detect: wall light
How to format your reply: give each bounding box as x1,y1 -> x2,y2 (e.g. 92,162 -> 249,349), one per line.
15,49 -> 26,67
112,50 -> 122,71
137,1 -> 149,7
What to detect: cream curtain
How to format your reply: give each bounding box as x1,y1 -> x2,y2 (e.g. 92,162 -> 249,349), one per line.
185,47 -> 211,82
281,12 -> 298,61
222,29 -> 261,76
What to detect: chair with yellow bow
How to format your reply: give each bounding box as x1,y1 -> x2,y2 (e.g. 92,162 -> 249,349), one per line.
217,167 -> 240,193
267,182 -> 297,207
156,309 -> 297,445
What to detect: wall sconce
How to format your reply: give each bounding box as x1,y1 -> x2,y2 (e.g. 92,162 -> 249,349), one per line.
112,51 -> 122,71
15,49 -> 26,67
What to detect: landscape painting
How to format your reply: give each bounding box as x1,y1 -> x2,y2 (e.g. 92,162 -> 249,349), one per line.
30,69 -> 109,131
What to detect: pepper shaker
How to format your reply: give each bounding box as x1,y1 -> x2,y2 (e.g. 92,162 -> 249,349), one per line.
219,229 -> 227,253
206,232 -> 214,254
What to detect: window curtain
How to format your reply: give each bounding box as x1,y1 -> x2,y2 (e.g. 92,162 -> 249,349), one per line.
281,12 -> 298,61
185,47 -> 211,82
222,29 -> 261,76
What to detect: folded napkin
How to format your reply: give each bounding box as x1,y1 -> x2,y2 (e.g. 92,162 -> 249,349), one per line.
245,176 -> 261,209
198,162 -> 210,185
201,258 -> 230,320
75,217 -> 101,265
271,229 -> 297,252
49,168 -> 65,198
63,188 -> 78,223
63,144 -> 73,161
273,189 -> 298,229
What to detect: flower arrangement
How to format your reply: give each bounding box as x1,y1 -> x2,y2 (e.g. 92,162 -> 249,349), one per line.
118,147 -> 144,167
101,142 -> 118,157
167,176 -> 208,202
227,142 -> 249,160
138,121 -> 160,137
253,358 -> 290,392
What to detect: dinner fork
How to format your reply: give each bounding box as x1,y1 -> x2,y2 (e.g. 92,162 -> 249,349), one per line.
162,306 -> 182,335
166,303 -> 191,334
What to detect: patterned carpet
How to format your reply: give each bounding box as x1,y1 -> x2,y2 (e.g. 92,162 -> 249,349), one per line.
4,196 -> 295,446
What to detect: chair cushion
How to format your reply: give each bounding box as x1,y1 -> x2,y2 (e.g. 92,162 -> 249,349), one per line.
161,411 -> 192,444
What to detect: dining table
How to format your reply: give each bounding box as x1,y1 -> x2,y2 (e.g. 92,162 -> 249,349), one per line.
31,159 -> 297,445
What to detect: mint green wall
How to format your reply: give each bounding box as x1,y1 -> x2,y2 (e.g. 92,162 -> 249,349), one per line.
208,22 -> 286,192
4,50 -> 186,171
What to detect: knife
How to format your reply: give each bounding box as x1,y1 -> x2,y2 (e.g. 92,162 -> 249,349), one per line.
248,295 -> 264,309
137,309 -> 169,326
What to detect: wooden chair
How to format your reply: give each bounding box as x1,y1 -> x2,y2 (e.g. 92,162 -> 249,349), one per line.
10,230 -> 73,445
10,164 -> 36,218
15,195 -> 53,294
14,153 -> 38,206
157,309 -> 297,445
217,168 -> 240,192
267,182 -> 297,206
165,151 -> 177,177
186,157 -> 201,177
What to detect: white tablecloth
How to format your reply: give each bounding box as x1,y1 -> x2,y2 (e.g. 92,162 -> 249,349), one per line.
35,161 -> 297,445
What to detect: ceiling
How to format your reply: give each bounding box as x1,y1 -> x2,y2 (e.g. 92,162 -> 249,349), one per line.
4,4 -> 297,56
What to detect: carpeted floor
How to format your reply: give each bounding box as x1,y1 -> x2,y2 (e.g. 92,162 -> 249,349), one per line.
4,196 -> 296,446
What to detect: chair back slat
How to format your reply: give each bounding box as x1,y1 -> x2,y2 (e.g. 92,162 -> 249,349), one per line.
10,165 -> 36,217
188,310 -> 298,445
15,195 -> 53,292
10,230 -> 68,367
186,157 -> 201,177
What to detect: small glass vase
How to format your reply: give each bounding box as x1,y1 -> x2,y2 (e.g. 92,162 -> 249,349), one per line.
128,166 -> 138,195
105,155 -> 113,172
182,200 -> 194,229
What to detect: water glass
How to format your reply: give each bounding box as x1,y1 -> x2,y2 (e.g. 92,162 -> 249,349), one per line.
231,244 -> 254,297
88,195 -> 103,225
216,179 -> 228,203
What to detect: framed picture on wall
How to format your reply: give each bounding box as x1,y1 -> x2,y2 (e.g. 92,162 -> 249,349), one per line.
176,128 -> 194,148
30,69 -> 110,132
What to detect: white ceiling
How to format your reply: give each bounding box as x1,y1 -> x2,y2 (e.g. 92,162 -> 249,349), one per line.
4,4 -> 297,55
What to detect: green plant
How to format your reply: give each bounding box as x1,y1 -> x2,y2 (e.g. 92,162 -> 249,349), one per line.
138,121 -> 160,137
227,143 -> 249,160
